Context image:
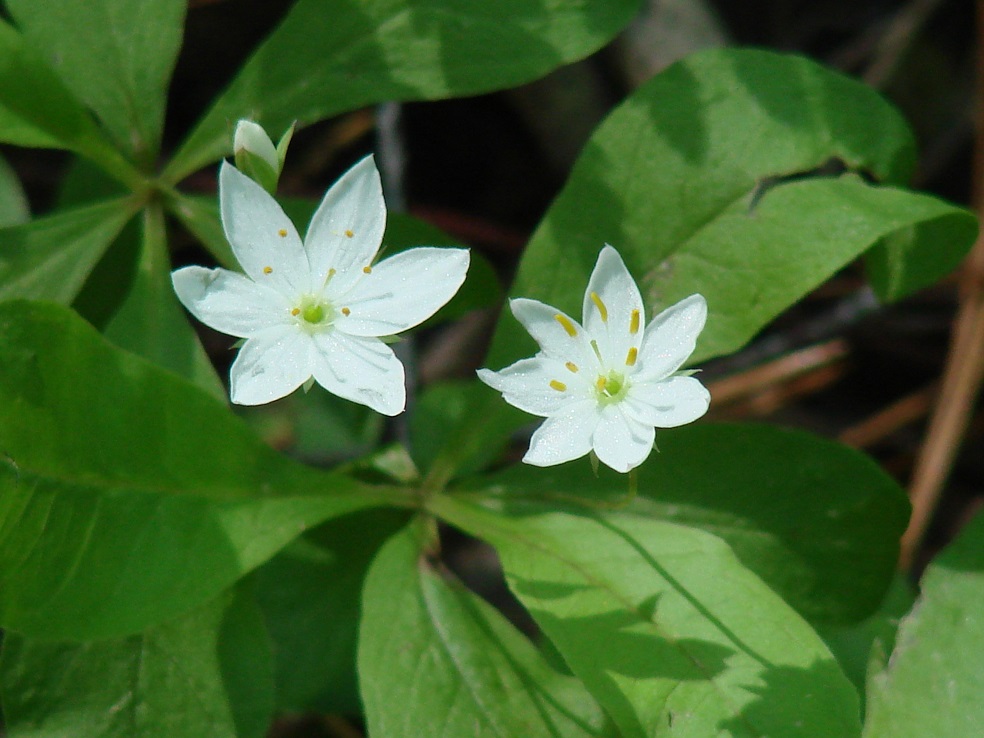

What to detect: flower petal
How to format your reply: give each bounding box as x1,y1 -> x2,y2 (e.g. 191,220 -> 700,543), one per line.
219,161 -> 309,293
477,356 -> 586,417
523,400 -> 599,467
592,405 -> 655,473
581,245 -> 645,363
509,298 -> 594,366
229,326 -> 314,405
310,331 -> 406,416
624,375 -> 710,428
305,155 -> 386,293
336,247 -> 470,336
637,294 -> 707,380
172,266 -> 290,338
234,120 -> 278,171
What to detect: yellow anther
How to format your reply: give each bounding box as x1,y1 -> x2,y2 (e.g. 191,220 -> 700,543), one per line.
596,376 -> 607,392
590,291 -> 608,323
344,229 -> 354,238
363,265 -> 372,274
626,347 -> 638,366
263,266 -> 273,274
554,314 -> 577,337
565,361 -> 579,373
341,307 -> 351,316
291,307 -> 301,316
549,380 -> 567,392
630,309 -> 640,335
277,229 -> 287,237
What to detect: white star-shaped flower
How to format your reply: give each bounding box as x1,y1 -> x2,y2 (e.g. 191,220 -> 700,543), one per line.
478,245 -> 709,472
172,155 -> 469,414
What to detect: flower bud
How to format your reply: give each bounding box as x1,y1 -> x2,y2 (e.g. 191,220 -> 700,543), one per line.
233,119 -> 294,194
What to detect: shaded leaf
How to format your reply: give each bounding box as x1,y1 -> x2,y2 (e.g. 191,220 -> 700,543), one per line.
165,0 -> 642,180
0,581 -> 274,738
359,518 -> 614,738
0,301 -> 405,640
0,153 -> 29,226
433,497 -> 861,738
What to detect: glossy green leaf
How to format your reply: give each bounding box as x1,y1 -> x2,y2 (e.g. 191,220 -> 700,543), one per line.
102,204 -> 225,399
0,198 -> 137,304
433,497 -> 861,738
0,301 -> 406,640
165,0 -> 642,180
255,509 -> 410,714
6,0 -> 185,164
465,423 -> 909,624
0,153 -> 28,227
358,518 -> 615,738
863,511 -> 984,738
487,48 -> 973,370
0,581 -> 274,738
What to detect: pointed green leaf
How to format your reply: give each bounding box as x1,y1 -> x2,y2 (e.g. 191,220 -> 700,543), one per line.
0,153 -> 29,227
466,423 -> 909,624
255,509 -> 411,714
6,0 -> 186,164
359,518 -> 614,738
165,0 -> 642,180
433,498 -> 861,738
0,581 -> 274,738
0,301 -> 406,640
863,511 -> 984,737
0,198 -> 137,304
102,204 -> 225,399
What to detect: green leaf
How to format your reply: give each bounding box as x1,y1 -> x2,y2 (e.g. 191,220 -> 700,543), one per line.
102,203 -> 225,399
0,581 -> 274,738
863,511 -> 984,738
164,0 -> 642,180
166,192 -> 237,268
433,497 -> 862,738
6,0 -> 186,165
358,518 -> 615,738
0,153 -> 29,227
255,508 -> 410,714
465,423 -> 909,624
0,198 -> 137,304
0,301 -> 406,640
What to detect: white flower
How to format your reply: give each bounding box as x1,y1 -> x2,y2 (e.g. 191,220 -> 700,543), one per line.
172,155 -> 470,413
478,245 -> 709,472
233,120 -> 279,172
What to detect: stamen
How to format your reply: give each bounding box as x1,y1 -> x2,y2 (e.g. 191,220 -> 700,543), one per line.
630,309 -> 640,335
362,265 -> 372,274
341,307 -> 351,316
322,267 -> 337,289
554,314 -> 577,337
262,266 -> 273,274
596,376 -> 607,392
625,347 -> 638,366
565,361 -> 579,373
277,229 -> 288,238
590,292 -> 608,323
344,229 -> 354,238
549,380 -> 567,392
291,308 -> 301,316
590,339 -> 604,363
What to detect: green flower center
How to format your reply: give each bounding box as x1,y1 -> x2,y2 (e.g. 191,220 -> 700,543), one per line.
302,303 -> 326,324
595,370 -> 628,404
294,295 -> 333,330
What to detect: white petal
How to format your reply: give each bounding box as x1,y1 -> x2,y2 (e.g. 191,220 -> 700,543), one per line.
637,294 -> 707,380
229,326 -> 314,405
219,161 -> 310,293
310,331 -> 406,416
172,266 -> 289,338
581,245 -> 645,363
336,247 -> 469,336
523,401 -> 599,467
304,155 -> 386,294
234,120 -> 278,171
477,357 -> 586,417
509,298 -> 594,365
592,405 -> 655,473
624,375 -> 710,428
